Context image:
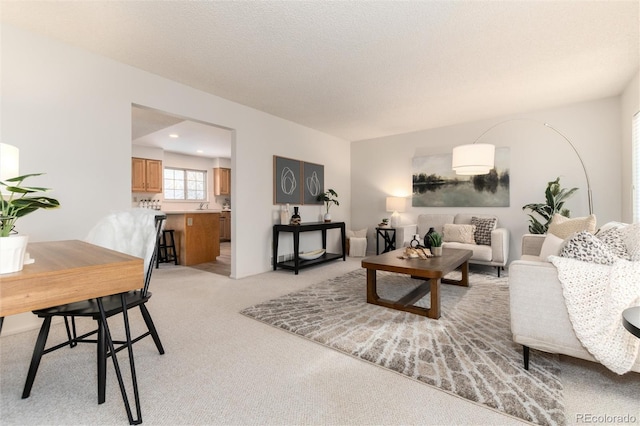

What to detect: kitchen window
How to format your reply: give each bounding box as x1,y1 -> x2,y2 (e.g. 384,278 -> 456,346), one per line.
164,167 -> 207,201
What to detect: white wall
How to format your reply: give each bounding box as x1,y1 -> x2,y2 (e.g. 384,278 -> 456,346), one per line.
620,72 -> 640,223
351,97 -> 625,262
1,25 -> 351,334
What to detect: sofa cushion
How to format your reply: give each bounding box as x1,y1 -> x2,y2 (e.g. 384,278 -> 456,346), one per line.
443,224 -> 476,244
539,233 -> 566,261
417,214 -> 455,237
547,214 -> 597,239
471,216 -> 496,246
559,231 -> 618,265
619,222 -> 640,261
443,242 -> 492,261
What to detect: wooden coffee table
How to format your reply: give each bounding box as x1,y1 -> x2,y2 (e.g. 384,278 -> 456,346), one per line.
361,248 -> 473,319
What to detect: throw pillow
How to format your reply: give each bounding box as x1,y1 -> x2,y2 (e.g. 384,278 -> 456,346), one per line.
547,214 -> 597,239
619,223 -> 640,261
443,224 -> 476,244
539,233 -> 565,261
347,228 -> 367,238
596,228 -> 630,260
470,216 -> 496,246
559,231 -> 618,265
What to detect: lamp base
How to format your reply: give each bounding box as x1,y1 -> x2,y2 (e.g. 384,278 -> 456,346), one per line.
390,212 -> 401,228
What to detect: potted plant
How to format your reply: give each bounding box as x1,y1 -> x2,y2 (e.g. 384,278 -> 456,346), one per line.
522,177 -> 577,234
0,173 -> 60,273
317,188 -> 339,222
428,231 -> 443,256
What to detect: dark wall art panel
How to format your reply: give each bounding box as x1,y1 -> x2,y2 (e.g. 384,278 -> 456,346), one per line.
274,156 -> 302,204
303,162 -> 324,205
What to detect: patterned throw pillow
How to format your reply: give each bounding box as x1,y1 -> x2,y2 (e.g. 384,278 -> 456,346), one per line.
559,231 -> 618,265
443,224 -> 476,244
470,216 -> 497,246
547,214 -> 597,239
596,228 -> 630,260
619,223 -> 640,261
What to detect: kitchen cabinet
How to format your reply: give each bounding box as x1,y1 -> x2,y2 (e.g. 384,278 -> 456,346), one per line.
214,167 -> 231,195
132,158 -> 163,193
220,211 -> 231,241
165,212 -> 220,266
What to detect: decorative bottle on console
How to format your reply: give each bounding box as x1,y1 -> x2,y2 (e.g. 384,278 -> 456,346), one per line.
290,207 -> 301,225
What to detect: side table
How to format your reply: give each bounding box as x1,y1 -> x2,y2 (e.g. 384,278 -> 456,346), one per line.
376,227 -> 396,255
622,306 -> 640,339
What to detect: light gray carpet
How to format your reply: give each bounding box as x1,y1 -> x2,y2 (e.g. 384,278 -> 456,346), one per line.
1,258 -> 638,425
241,269 -> 564,425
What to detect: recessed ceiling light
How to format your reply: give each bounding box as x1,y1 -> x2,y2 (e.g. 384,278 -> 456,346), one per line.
196,150 -> 204,154
169,133 -> 179,138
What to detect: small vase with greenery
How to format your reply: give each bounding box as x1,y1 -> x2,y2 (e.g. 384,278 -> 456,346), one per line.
1,173 -> 60,237
317,189 -> 339,222
522,177 -> 577,234
428,231 -> 443,256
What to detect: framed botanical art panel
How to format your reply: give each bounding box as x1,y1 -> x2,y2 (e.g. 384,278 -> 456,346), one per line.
412,147 -> 510,207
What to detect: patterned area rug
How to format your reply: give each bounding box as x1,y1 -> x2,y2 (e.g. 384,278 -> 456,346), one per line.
241,269 -> 565,425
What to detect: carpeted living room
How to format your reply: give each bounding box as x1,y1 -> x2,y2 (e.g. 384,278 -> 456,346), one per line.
1,1 -> 639,426
1,258 -> 638,425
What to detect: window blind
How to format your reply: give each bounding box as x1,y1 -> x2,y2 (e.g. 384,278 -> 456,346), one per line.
633,111 -> 640,222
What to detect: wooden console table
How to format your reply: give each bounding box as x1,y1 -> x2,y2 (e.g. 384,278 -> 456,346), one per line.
273,222 -> 346,274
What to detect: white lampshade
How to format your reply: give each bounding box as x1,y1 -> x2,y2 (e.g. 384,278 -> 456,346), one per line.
0,143 -> 19,181
386,196 -> 405,213
452,143 -> 495,175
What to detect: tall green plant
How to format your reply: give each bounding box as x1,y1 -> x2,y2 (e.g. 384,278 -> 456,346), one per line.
0,174 -> 60,237
522,177 -> 577,234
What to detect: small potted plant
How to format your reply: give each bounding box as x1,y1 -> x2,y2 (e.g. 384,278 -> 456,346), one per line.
0,173 -> 60,273
317,188 -> 339,222
428,231 -> 443,257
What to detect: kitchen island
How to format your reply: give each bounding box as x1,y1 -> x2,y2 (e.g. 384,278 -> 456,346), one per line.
164,211 -> 220,266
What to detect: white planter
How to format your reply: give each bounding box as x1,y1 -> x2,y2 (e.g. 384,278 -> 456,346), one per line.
432,246 -> 443,257
0,235 -> 29,274
324,213 -> 331,222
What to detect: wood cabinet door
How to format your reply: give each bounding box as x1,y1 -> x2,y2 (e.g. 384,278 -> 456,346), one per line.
131,158 -> 146,192
145,159 -> 163,193
214,168 -> 231,195
219,212 -> 231,241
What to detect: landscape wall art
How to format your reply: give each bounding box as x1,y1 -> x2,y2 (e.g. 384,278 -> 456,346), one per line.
412,147 -> 510,207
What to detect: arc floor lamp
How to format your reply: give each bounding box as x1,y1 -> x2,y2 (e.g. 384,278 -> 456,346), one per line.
451,119 -> 593,215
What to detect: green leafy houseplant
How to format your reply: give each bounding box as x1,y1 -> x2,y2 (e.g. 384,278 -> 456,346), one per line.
0,173 -> 60,237
428,231 -> 443,248
522,177 -> 577,234
317,189 -> 339,214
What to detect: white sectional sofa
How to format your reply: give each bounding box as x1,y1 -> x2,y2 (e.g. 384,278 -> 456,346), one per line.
396,213 -> 509,276
509,233 -> 640,373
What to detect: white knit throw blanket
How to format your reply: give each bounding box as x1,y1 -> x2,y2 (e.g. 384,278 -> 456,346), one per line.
550,256 -> 640,374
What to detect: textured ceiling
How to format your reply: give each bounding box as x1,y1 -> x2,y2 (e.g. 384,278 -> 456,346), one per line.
2,1 -> 638,142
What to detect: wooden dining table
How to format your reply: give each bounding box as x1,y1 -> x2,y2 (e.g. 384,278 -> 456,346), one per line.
0,240 -> 145,424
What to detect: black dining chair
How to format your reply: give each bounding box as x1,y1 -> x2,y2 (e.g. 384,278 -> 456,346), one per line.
21,209 -> 166,411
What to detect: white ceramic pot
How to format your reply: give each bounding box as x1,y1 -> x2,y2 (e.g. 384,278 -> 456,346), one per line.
324,213 -> 331,222
0,234 -> 29,274
432,246 -> 443,257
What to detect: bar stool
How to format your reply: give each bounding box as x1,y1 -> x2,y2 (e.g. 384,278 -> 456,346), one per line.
156,229 -> 178,267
